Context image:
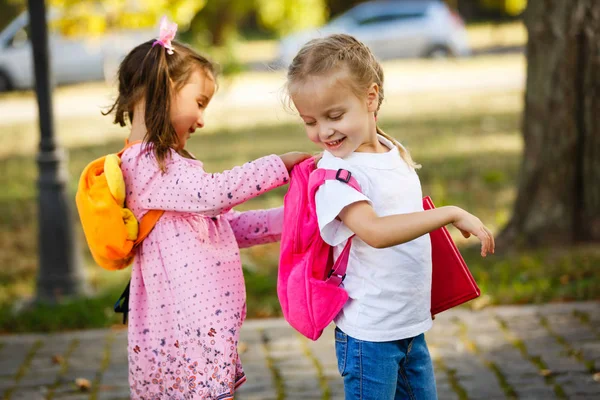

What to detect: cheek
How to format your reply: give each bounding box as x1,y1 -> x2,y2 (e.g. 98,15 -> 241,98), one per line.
306,128 -> 320,144
171,107 -> 194,131
171,118 -> 186,135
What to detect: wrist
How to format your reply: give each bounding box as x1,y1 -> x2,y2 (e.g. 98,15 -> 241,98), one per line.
444,206 -> 462,223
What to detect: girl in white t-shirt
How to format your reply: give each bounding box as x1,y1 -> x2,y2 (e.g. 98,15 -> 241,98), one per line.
285,34 -> 495,400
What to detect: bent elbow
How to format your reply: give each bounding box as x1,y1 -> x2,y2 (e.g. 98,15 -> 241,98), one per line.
370,238 -> 388,249
359,228 -> 386,249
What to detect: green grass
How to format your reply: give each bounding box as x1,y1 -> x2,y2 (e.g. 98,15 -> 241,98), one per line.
1,104 -> 598,333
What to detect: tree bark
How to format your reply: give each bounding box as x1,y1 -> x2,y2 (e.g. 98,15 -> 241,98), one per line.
499,0 -> 600,248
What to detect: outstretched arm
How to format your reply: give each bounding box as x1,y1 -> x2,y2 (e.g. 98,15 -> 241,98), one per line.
339,201 -> 495,257
225,207 -> 284,248
128,149 -> 311,216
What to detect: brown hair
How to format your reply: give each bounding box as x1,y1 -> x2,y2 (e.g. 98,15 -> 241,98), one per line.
286,34 -> 419,169
104,40 -> 217,170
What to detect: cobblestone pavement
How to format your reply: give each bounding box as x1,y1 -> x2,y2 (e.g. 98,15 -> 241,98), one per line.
1,302 -> 598,400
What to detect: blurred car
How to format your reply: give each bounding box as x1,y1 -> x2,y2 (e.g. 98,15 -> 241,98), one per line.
0,12 -> 151,92
278,0 -> 470,66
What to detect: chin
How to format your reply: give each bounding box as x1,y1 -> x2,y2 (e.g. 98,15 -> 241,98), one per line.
328,149 -> 350,159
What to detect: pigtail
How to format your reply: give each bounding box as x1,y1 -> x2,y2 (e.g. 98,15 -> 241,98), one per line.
142,45 -> 180,172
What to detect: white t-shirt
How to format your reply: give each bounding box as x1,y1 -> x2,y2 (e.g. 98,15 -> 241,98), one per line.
315,135 -> 432,342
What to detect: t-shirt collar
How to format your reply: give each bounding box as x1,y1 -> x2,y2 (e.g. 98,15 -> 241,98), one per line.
322,134 -> 403,169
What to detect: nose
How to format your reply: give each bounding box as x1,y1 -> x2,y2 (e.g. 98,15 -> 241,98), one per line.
319,123 -> 334,141
196,112 -> 205,129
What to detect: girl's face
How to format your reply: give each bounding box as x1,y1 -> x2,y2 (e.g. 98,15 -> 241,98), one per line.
291,71 -> 380,158
170,67 -> 216,149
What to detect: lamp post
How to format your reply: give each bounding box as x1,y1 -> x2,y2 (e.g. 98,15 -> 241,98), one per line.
27,0 -> 85,302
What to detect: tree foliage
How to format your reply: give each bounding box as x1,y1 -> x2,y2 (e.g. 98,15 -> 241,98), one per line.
3,0 -> 327,45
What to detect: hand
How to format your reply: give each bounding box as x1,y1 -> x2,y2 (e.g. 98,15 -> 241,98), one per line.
451,208 -> 495,257
279,152 -> 313,171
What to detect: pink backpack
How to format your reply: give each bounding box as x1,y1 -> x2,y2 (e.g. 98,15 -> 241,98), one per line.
278,158 -> 361,340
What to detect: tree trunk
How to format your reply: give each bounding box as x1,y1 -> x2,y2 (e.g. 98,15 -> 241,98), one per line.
499,0 -> 600,248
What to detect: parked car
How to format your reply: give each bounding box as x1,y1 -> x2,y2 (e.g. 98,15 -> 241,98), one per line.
0,12 -> 151,92
278,0 -> 470,66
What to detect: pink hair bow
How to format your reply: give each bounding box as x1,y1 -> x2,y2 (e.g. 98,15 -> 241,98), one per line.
153,16 -> 177,55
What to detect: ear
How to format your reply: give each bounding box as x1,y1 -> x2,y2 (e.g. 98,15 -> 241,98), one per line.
366,83 -> 379,113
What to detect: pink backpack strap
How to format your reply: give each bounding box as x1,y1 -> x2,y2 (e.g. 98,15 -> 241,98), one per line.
325,240 -> 352,286
307,168 -> 361,198
308,168 -> 362,287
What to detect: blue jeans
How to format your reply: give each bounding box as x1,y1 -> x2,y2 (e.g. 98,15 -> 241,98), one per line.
334,327 -> 438,400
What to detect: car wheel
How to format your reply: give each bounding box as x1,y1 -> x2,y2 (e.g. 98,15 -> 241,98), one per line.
424,45 -> 453,59
0,72 -> 12,92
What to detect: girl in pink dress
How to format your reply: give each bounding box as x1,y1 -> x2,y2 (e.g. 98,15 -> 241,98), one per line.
104,18 -> 311,399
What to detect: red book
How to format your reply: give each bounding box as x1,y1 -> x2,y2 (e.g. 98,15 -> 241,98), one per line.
423,196 -> 481,315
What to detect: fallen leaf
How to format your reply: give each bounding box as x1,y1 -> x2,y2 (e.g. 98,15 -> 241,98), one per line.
238,342 -> 248,354
75,378 -> 92,392
51,355 -> 64,365
593,372 -> 600,382
540,369 -> 553,377
470,294 -> 492,311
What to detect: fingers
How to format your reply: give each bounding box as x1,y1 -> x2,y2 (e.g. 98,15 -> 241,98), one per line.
477,225 -> 495,257
484,225 -> 495,254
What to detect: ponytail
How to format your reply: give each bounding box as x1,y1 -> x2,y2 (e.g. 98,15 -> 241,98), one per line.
376,125 -> 421,169
142,45 -> 180,172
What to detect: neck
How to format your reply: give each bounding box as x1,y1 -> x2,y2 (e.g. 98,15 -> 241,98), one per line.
356,116 -> 387,153
128,101 -> 147,143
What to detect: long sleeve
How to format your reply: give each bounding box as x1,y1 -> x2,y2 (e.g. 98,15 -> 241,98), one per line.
122,146 -> 289,217
224,207 -> 284,248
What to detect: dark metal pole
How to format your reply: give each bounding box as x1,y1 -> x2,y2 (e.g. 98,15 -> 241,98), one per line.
28,0 -> 85,302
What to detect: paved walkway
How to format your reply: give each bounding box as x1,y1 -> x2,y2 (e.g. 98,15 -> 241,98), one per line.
1,302 -> 598,400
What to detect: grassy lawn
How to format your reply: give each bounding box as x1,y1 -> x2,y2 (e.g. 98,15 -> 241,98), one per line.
1,87 -> 598,333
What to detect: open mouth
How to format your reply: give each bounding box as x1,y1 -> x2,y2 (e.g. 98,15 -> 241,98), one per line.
325,137 -> 346,149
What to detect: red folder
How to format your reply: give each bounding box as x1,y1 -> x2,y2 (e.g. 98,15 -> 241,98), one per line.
423,196 -> 480,315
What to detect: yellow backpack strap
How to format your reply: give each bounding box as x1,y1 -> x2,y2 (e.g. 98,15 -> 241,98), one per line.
135,210 -> 164,246
118,139 -> 143,157
117,140 -> 164,247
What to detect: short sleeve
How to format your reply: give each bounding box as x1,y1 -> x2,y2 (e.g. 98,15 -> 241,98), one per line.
314,164 -> 372,246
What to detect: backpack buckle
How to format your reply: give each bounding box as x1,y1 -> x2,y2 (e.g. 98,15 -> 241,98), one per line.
335,169 -> 352,183
327,268 -> 346,282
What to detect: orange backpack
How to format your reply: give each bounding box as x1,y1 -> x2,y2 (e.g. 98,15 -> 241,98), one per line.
76,141 -> 163,270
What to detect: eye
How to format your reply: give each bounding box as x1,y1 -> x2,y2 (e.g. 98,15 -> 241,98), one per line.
304,121 -> 316,127
330,113 -> 343,121
197,102 -> 205,109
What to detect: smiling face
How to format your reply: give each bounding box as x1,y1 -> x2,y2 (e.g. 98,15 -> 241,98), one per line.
290,70 -> 383,158
170,67 -> 216,149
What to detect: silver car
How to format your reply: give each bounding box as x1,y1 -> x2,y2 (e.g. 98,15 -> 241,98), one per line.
278,0 -> 470,66
0,12 -> 151,91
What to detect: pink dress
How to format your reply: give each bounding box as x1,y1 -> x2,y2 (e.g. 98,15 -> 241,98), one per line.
120,143 -> 289,399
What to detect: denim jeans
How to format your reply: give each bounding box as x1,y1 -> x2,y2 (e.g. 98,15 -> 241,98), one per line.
334,327 -> 438,400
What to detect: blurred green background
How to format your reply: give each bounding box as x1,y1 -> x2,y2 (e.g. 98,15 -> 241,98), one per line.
0,0 -> 598,333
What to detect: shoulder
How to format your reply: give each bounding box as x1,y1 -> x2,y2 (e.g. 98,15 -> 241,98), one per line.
317,152 -> 364,178
316,153 -> 370,195
121,143 -> 202,170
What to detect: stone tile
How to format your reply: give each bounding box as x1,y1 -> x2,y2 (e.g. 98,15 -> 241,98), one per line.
1,302 -> 599,399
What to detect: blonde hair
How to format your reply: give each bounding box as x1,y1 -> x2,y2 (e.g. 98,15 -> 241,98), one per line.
286,34 -> 420,169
